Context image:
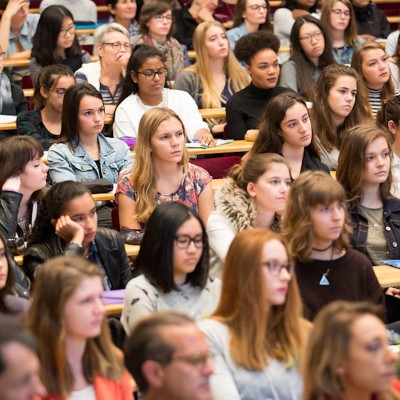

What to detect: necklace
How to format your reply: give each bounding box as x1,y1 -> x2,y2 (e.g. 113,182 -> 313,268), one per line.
136,89 -> 168,111
313,245 -> 334,286
312,243 -> 333,252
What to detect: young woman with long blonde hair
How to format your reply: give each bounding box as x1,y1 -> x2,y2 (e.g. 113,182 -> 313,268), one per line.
174,21 -> 249,134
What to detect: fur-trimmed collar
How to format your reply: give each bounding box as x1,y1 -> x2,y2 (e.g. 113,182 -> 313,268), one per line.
214,177 -> 256,233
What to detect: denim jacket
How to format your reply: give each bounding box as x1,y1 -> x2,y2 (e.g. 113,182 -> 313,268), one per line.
47,133 -> 133,184
332,37 -> 364,65
349,197 -> 400,261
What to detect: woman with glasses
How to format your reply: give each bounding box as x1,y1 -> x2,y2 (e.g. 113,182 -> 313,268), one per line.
29,5 -> 90,80
279,15 -> 335,98
282,171 -> 384,321
174,21 -> 249,135
17,64 -> 75,150
199,228 -> 309,399
273,0 -> 318,64
226,0 -> 272,52
320,0 -> 364,65
75,23 -> 131,117
131,1 -> 188,81
121,201 -> 221,335
106,0 -> 138,43
113,44 -> 214,145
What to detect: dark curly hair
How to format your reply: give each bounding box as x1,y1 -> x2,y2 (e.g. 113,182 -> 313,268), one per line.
234,30 -> 280,64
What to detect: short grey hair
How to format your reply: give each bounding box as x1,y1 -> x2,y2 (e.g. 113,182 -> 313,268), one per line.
94,22 -> 130,48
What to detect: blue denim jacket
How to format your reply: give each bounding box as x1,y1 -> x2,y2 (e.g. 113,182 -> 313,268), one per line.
333,37 -> 364,65
47,133 -> 133,184
349,197 -> 400,261
227,23 -> 248,51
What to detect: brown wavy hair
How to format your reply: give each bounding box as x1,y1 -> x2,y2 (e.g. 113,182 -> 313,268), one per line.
282,170 -> 350,263
212,228 -> 306,370
336,124 -> 393,206
310,64 -> 372,152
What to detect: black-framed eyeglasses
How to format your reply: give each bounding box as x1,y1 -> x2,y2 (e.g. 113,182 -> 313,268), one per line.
137,68 -> 168,80
174,234 -> 205,249
0,52 -> 7,60
102,42 -> 132,51
331,8 -> 351,16
299,30 -> 323,43
261,260 -> 294,276
59,25 -> 76,37
247,4 -> 268,11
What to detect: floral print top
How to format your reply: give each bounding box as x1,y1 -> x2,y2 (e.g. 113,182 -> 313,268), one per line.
116,163 -> 212,213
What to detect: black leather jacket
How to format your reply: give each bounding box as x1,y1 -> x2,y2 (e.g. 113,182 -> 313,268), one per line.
24,228 -> 132,289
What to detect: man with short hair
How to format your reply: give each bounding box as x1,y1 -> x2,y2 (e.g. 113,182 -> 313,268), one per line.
0,315 -> 46,400
124,312 -> 213,400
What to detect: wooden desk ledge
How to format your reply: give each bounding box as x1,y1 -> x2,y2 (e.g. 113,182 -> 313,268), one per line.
373,265 -> 400,288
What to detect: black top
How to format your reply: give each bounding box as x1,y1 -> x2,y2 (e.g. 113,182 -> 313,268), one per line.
353,2 -> 390,39
296,249 -> 385,321
301,147 -> 330,174
226,83 -> 290,140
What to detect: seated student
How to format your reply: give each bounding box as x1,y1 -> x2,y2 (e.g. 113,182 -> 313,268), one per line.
337,124 -> 400,265
106,0 -> 139,43
389,35 -> 400,92
17,64 -> 76,150
249,92 -> 329,179
24,181 -> 132,289
207,153 -> 291,273
320,0 -> 364,65
310,64 -> 372,170
0,136 -> 47,252
173,0 -> 219,51
279,15 -> 336,98
75,23 -> 132,117
351,41 -> 396,117
116,107 -> 214,233
28,256 -> 134,399
199,229 -> 310,399
377,95 -> 400,197
0,0 -> 39,83
39,0 -> 97,24
226,0 -> 272,52
131,1 -> 187,81
0,46 -> 26,140
0,315 -> 46,400
174,21 -> 249,135
350,0 -> 390,42
303,301 -> 398,400
113,45 -> 214,145
273,0 -> 318,64
121,202 -> 221,335
282,171 -> 384,321
124,312 -> 214,400
0,232 -> 29,319
226,31 -> 290,140
30,6 -> 91,79
386,30 -> 400,57
47,83 -> 132,226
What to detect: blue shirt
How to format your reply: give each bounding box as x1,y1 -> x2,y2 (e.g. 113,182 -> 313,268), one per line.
8,14 -> 39,55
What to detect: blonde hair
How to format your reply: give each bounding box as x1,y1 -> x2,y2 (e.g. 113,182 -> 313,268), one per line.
187,21 -> 249,113
282,171 -> 350,263
28,256 -> 124,398
302,301 -> 399,400
351,42 -> 395,101
133,107 -> 189,223
213,229 -> 305,370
